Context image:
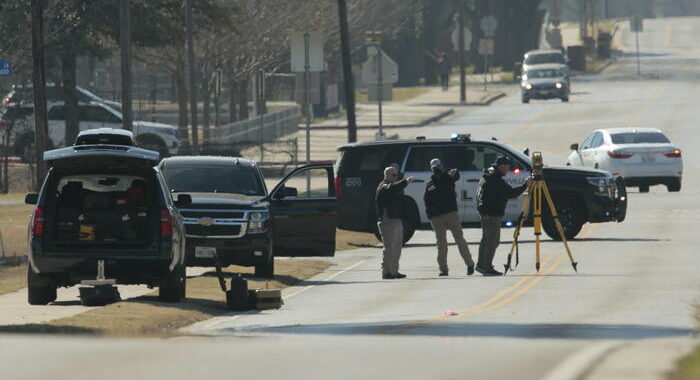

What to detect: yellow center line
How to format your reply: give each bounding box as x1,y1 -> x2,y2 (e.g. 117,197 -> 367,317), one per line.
381,223 -> 598,335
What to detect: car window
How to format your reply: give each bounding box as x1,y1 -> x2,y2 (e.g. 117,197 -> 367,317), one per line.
278,167 -> 332,199
339,145 -> 407,174
524,53 -> 565,65
79,105 -> 115,122
48,105 -> 65,120
405,145 -> 500,172
162,165 -> 265,196
610,132 -> 670,144
580,133 -> 596,150
590,132 -> 604,148
525,69 -> 564,78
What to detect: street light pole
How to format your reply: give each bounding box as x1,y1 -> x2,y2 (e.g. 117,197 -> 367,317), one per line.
119,0 -> 133,131
30,0 -> 49,188
185,0 -> 199,154
458,0 -> 466,103
337,0 -> 357,143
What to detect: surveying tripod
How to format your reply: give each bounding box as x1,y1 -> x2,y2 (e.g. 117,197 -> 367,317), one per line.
503,152 -> 578,275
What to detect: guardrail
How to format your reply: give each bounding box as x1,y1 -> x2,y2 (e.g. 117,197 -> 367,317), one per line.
213,106 -> 300,143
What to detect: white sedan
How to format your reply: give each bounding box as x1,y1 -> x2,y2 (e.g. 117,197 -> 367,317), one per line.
566,128 -> 682,193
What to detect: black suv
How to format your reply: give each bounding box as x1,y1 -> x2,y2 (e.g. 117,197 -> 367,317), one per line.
25,129 -> 190,305
159,157 -> 337,278
335,136 -> 627,242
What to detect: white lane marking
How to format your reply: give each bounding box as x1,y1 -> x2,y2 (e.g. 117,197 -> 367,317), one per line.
188,259 -> 369,332
284,259 -> 369,300
541,342 -> 623,380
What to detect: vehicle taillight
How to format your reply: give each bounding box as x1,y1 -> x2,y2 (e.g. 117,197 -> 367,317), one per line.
607,151 -> 633,159
31,207 -> 45,237
664,149 -> 681,158
160,209 -> 173,237
334,174 -> 342,198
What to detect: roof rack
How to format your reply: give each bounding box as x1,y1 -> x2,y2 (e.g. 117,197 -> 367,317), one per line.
450,133 -> 471,143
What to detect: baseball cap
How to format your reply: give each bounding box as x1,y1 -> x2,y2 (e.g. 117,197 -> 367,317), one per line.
495,156 -> 511,166
430,158 -> 442,168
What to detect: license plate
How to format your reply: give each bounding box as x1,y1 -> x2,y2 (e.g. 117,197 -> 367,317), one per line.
641,154 -> 655,163
195,246 -> 217,258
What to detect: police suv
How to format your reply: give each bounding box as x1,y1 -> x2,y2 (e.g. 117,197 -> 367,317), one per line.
335,135 -> 628,243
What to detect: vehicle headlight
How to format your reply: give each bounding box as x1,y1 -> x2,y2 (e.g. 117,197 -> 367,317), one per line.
525,83 -> 533,90
587,177 -> 614,198
247,211 -> 269,233
555,82 -> 563,89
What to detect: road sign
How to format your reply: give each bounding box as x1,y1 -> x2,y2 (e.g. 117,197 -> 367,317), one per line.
478,38 -> 495,55
361,50 -> 398,84
0,61 -> 11,77
631,16 -> 644,32
451,27 -> 472,52
480,15 -> 498,37
291,31 -> 324,72
367,84 -> 392,102
294,72 -> 320,105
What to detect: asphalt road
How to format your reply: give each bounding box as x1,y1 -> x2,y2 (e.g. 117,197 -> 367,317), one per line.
2,18 -> 699,380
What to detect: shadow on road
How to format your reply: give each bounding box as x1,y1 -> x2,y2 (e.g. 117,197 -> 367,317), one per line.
232,321 -> 694,340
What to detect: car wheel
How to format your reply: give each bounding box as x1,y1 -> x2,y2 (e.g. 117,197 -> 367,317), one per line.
542,197 -> 584,241
561,96 -> 569,102
254,252 -> 275,279
136,135 -> 170,158
667,179 -> 681,192
522,97 -> 530,104
158,262 -> 184,302
27,266 -> 57,305
639,185 -> 650,193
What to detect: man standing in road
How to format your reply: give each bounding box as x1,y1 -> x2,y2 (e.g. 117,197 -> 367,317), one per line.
423,159 -> 475,276
376,166 -> 414,280
476,156 -> 531,276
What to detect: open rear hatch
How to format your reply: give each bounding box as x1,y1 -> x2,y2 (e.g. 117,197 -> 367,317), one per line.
43,145 -> 161,254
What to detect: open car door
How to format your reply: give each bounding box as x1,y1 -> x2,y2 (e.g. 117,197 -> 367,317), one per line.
269,164 -> 337,257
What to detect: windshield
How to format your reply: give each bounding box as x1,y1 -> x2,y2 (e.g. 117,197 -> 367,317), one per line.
525,69 -> 564,79
163,165 -> 265,196
611,132 -> 670,144
524,53 -> 565,65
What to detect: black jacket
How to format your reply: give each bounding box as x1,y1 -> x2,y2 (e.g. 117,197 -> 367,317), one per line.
477,167 -> 527,217
424,169 -> 460,219
376,178 -> 409,220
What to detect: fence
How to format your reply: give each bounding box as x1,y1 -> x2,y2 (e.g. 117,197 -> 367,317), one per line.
212,106 -> 299,144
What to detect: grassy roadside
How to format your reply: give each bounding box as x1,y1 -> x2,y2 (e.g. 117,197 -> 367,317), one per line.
0,259 -> 330,337
669,308 -> 700,379
0,264 -> 26,295
356,86 -> 430,103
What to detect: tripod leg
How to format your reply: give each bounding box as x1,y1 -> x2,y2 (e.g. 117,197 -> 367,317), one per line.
504,190 -> 532,274
533,183 -> 543,272
541,184 -> 578,272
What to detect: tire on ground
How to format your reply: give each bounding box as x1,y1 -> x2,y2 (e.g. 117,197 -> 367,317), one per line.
542,195 -> 585,241
27,266 -> 57,305
158,262 -> 185,302
667,179 -> 681,192
254,251 -> 275,279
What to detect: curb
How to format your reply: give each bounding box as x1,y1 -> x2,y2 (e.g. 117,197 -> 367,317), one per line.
306,91 -> 505,130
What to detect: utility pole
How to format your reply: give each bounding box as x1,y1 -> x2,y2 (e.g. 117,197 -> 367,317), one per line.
337,0 -> 357,143
31,0 -> 49,189
185,0 -> 199,154
458,1 -> 467,103
120,0 -> 133,131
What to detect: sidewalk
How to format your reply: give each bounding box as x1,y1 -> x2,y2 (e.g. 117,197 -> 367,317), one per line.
243,79 -> 506,164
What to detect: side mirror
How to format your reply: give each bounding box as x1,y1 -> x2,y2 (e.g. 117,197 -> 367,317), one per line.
25,193 -> 38,205
276,186 -> 298,199
570,143 -> 579,151
174,194 -> 192,207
